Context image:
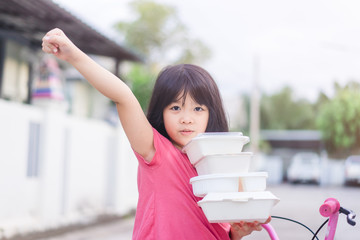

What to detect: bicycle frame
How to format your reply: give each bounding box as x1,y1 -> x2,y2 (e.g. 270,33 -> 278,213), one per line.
262,198 -> 356,240
262,223 -> 280,240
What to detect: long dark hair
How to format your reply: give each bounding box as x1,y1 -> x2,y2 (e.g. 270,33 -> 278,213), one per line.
147,64 -> 228,140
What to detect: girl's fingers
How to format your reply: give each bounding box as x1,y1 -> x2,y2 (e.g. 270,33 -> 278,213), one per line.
252,222 -> 262,231
42,42 -> 58,54
231,221 -> 263,233
41,28 -> 76,60
42,44 -> 54,54
232,222 -> 252,234
45,28 -> 64,37
42,35 -> 62,46
42,27 -> 67,46
42,33 -> 68,55
264,216 -> 272,224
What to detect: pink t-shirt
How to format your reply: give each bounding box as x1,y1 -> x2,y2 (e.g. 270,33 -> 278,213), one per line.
132,128 -> 231,240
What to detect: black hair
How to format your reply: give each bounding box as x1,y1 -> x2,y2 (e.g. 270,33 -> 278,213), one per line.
147,64 -> 228,140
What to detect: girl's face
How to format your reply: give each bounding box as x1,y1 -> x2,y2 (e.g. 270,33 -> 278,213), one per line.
163,93 -> 209,149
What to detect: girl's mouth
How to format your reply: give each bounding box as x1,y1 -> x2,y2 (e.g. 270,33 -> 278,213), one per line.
180,130 -> 194,136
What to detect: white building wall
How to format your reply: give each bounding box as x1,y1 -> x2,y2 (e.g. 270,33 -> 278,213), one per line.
0,100 -> 138,237
0,101 -> 44,236
222,93 -> 247,131
115,127 -> 139,214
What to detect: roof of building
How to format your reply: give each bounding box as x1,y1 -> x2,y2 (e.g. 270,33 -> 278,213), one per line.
261,130 -> 323,150
261,130 -> 322,141
0,0 -> 141,62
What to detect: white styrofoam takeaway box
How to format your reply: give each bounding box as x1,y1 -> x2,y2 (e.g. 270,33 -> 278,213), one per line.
194,153 -> 253,175
190,172 -> 268,197
197,191 -> 280,223
182,132 -> 250,165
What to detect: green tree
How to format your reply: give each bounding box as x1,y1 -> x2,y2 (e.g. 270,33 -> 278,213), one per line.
260,86 -> 316,130
126,63 -> 155,111
115,0 -> 211,64
115,0 -> 211,111
316,81 -> 360,157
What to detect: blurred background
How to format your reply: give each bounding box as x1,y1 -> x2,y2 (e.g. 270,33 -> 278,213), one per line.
0,0 -> 359,239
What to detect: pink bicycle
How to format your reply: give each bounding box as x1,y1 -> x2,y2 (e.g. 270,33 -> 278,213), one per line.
262,198 -> 356,240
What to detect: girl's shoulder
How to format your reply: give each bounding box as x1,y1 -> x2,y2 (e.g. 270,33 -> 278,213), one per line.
135,128 -> 181,167
152,128 -> 177,152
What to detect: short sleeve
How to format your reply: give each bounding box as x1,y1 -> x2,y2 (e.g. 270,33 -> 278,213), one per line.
133,128 -> 173,167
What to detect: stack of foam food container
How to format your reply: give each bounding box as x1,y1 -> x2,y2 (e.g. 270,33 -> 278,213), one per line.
182,132 -> 280,223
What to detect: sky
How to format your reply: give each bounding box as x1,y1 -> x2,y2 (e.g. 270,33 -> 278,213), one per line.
53,0 -> 360,102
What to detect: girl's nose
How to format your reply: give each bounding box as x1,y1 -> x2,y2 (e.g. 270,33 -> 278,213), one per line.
180,114 -> 193,124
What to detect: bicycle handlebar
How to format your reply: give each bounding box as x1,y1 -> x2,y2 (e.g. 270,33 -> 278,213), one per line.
319,198 -> 340,217
339,207 -> 356,226
318,198 -> 356,240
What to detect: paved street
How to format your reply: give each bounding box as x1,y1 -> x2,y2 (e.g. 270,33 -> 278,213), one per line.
39,184 -> 360,240
37,217 -> 134,240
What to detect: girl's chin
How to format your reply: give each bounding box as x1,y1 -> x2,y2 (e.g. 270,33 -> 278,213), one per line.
172,139 -> 190,150
171,133 -> 198,149
173,142 -> 184,150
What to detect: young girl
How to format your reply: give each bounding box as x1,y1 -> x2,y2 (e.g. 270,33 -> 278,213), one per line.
42,28 -> 270,240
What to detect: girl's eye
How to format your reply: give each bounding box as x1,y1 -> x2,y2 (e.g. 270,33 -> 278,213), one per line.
170,106 -> 180,111
194,107 -> 204,112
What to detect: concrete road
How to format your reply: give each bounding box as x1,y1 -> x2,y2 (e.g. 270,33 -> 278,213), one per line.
40,184 -> 360,240
38,217 -> 134,240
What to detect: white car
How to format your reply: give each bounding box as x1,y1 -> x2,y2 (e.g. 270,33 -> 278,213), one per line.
344,155 -> 360,186
287,152 -> 321,184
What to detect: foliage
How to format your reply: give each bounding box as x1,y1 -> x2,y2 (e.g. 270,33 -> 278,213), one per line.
316,81 -> 360,157
115,0 -> 211,65
260,86 -> 316,130
257,81 -> 360,156
127,63 -> 156,112
115,0 -> 211,111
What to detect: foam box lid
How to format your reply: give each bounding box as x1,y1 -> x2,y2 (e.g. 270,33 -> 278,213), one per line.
190,172 -> 268,183
199,191 -> 280,203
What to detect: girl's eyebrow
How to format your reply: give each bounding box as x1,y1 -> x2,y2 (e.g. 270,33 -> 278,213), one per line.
171,99 -> 181,104
172,97 -> 186,105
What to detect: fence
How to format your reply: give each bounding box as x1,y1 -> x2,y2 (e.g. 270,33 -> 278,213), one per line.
0,100 -> 138,238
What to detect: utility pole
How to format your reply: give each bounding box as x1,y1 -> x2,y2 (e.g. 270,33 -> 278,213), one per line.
250,55 -> 260,155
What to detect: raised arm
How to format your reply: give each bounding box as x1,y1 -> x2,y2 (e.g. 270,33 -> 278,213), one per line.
42,28 -> 155,161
